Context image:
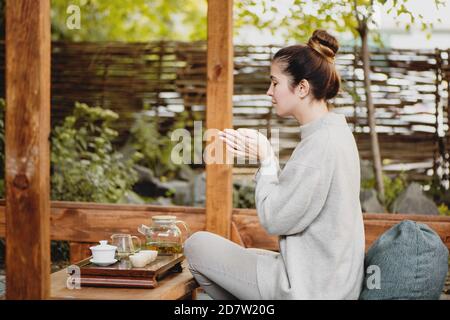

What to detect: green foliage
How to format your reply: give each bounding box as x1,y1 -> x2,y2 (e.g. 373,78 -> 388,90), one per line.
129,110 -> 188,181
51,0 -> 207,42
233,181 -> 256,209
51,102 -> 142,202
235,0 -> 446,46
0,101 -> 142,264
362,171 -> 408,212
51,241 -> 70,262
437,203 -> 450,217
424,174 -> 450,212
383,172 -> 408,211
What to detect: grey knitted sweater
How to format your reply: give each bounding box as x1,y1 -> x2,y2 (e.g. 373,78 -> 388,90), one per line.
253,111 -> 365,300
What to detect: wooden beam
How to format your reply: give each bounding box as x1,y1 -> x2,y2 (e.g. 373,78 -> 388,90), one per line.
1,201 -> 449,255
0,202 -> 206,244
232,212 -> 450,252
205,0 -> 234,238
5,0 -> 51,299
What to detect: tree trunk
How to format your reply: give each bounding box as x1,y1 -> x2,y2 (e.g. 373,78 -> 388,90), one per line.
360,26 -> 386,208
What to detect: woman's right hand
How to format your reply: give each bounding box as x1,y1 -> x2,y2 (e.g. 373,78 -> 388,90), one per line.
218,128 -> 275,163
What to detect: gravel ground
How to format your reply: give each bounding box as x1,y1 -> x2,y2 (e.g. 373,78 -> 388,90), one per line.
441,269 -> 450,300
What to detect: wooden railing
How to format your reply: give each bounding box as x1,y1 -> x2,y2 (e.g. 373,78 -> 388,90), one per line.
1,201 -> 450,263
232,211 -> 450,252
0,201 -> 204,263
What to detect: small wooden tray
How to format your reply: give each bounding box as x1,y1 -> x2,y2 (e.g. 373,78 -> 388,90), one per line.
74,253 -> 185,289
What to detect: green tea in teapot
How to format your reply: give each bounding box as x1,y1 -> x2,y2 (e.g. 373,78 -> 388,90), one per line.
138,215 -> 190,256
145,241 -> 183,255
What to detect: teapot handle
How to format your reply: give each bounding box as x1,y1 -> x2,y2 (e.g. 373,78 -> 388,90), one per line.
175,220 -> 191,244
138,224 -> 150,236
131,236 -> 142,253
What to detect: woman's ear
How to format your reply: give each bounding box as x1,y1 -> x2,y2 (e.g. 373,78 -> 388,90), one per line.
297,79 -> 310,98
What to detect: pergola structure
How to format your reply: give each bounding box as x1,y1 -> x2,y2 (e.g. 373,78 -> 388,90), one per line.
3,0 -> 234,299
3,0 -> 450,301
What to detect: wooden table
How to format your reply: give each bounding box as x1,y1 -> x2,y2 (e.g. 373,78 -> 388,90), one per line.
50,261 -> 199,300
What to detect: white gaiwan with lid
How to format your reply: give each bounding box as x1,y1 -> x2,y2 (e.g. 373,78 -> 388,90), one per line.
90,240 -> 117,264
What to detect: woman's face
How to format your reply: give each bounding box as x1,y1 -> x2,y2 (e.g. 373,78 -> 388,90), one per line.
266,61 -> 299,117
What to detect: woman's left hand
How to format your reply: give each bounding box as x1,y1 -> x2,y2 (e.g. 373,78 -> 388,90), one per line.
218,128 -> 274,163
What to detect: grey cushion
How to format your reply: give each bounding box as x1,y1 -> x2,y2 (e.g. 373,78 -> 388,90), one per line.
359,220 -> 449,300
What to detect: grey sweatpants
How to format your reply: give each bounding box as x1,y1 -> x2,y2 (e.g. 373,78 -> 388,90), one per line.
184,231 -> 279,300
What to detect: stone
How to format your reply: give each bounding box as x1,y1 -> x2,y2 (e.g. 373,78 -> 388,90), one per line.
152,197 -> 174,206
392,182 -> 440,215
120,190 -> 146,205
360,188 -> 385,213
193,172 -> 206,207
132,164 -> 169,198
160,180 -> 193,205
360,160 -> 375,182
118,141 -> 138,161
177,164 -> 196,182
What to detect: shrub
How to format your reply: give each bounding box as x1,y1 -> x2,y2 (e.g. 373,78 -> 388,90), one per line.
438,203 -> 450,217
129,110 -> 189,181
51,102 -> 142,202
0,101 -> 143,265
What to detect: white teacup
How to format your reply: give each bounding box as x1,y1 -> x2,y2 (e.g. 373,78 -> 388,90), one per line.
129,253 -> 148,268
129,250 -> 158,268
90,240 -> 117,262
139,250 -> 158,263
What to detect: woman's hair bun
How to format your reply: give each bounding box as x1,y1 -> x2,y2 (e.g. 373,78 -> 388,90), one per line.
307,29 -> 339,63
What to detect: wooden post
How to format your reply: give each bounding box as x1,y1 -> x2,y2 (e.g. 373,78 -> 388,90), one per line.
69,242 -> 94,264
5,0 -> 51,299
205,0 -> 234,237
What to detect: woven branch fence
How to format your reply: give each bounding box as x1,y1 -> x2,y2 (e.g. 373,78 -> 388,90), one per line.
0,40 -> 448,185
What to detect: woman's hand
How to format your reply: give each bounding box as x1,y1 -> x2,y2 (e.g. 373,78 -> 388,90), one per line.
218,128 -> 275,163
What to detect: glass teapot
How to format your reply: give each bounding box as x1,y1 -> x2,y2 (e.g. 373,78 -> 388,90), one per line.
138,215 -> 190,255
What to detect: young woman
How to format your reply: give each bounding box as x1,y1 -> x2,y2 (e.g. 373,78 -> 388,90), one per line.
184,30 -> 365,300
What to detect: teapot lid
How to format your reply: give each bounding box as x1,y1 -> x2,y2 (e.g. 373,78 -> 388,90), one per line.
152,215 -> 177,222
90,240 -> 117,251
